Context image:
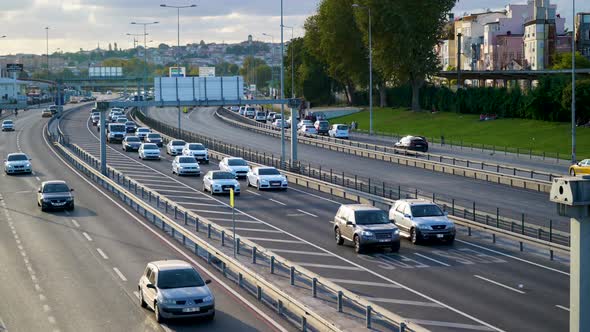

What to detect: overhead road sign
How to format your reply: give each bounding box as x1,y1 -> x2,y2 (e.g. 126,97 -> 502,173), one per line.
89,67 -> 123,77
154,76 -> 245,102
6,64 -> 23,72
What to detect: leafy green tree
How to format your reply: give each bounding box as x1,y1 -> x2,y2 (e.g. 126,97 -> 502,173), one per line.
551,52 -> 590,69
216,62 -> 239,76
239,56 -> 267,85
562,79 -> 590,125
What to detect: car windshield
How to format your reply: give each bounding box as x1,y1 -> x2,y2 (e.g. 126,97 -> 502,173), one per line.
228,159 -> 248,166
212,172 -> 235,180
258,168 -> 280,176
7,154 -> 27,161
138,128 -> 150,132
143,144 -> 158,150
172,141 -> 186,146
188,144 -> 205,150
157,268 -> 205,289
126,137 -> 140,142
43,183 -> 70,193
110,125 -> 125,131
247,107 -> 256,112
147,134 -> 160,139
337,125 -> 348,130
318,122 -> 329,128
125,122 -> 135,126
354,210 -> 390,225
411,205 -> 444,217
3,120 -> 13,124
179,157 -> 196,163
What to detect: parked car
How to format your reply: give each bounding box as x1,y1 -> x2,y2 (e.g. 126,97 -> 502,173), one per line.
389,199 -> 455,244
166,140 -> 187,156
299,125 -> 317,136
333,204 -> 400,253
394,135 -> 429,152
238,106 -> 247,116
182,143 -> 209,164
37,180 -> 75,211
219,157 -> 250,178
122,136 -> 142,152
246,167 -> 288,190
272,113 -> 282,122
314,120 -> 330,135
138,260 -> 215,323
328,124 -> 349,139
139,143 -> 161,160
135,127 -> 151,140
1,120 -> 15,131
172,156 -> 201,176
145,133 -> 163,147
203,171 -> 240,195
297,119 -> 313,130
4,152 -> 32,174
569,159 -> 590,176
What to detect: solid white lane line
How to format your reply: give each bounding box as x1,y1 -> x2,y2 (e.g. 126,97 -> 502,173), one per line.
409,319 -> 494,331
246,237 -> 303,244
163,195 -> 213,200
457,239 -> 569,276
269,198 -> 286,206
328,278 -> 401,288
474,275 -> 525,294
151,189 -> 194,194
294,263 -> 363,271
297,209 -> 318,218
35,176 -> 41,181
555,305 -> 569,312
70,219 -> 80,228
174,201 -> 222,207
133,291 -> 140,299
414,253 -> 451,267
113,267 -> 127,281
233,228 -> 282,233
364,297 -> 443,308
96,248 -> 109,260
269,249 -> 332,256
206,217 -> 259,223
246,190 -> 261,196
188,209 -> 234,215
82,232 -> 93,242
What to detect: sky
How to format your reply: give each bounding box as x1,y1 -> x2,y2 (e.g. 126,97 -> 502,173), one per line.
0,0 -> 589,55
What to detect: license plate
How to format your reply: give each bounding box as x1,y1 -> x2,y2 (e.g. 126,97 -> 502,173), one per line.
182,307 -> 200,313
436,234 -> 444,238
53,202 -> 66,206
379,239 -> 390,242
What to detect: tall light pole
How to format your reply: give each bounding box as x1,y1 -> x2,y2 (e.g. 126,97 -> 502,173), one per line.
131,21 -> 159,116
262,33 -> 275,97
571,0 -> 577,164
283,25 -> 295,98
45,27 -> 50,75
161,3 -> 197,134
352,4 -> 373,135
127,32 -> 146,49
280,0 -> 286,168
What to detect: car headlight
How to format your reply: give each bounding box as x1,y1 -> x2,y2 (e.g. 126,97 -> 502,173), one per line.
393,229 -> 400,235
418,225 -> 431,230
66,197 -> 73,201
260,179 -> 269,184
202,295 -> 214,303
158,296 -> 175,305
447,223 -> 455,229
25,163 -> 31,167
360,231 -> 374,237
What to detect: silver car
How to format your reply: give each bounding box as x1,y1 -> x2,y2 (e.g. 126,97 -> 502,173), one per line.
203,171 -> 240,195
2,120 -> 15,131
172,156 -> 201,176
334,204 -> 400,253
166,139 -> 187,156
139,143 -> 161,160
4,152 -> 32,174
389,199 -> 455,244
246,167 -> 288,190
182,143 -> 209,164
219,157 -> 250,178
138,260 -> 215,323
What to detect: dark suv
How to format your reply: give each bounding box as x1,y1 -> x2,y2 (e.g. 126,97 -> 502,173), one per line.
394,135 -> 428,152
37,180 -> 75,211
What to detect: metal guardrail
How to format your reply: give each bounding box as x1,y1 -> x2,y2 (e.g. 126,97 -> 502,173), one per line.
49,114 -> 427,332
132,110 -> 570,259
216,108 -> 553,193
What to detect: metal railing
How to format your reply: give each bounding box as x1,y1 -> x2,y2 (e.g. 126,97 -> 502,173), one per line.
48,113 -> 427,332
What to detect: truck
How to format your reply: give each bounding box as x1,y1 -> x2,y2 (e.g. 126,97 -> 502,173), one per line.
107,123 -> 126,143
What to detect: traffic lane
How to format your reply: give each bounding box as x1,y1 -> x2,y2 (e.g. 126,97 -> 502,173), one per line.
31,109 -> 289,331
152,107 -> 569,231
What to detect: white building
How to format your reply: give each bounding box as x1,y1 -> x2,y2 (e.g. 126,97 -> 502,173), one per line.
523,0 -> 565,70
456,11 -> 507,71
0,77 -> 27,103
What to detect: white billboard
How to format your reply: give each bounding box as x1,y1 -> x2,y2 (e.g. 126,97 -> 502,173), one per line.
89,67 -> 123,77
169,67 -> 186,78
199,66 -> 215,77
154,76 -> 245,102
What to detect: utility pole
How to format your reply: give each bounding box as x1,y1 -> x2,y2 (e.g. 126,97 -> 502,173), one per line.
280,0 -> 286,168
131,21 -> 159,117
45,27 -> 50,76
284,26 -> 295,98
571,0 -> 577,164
457,32 -> 462,89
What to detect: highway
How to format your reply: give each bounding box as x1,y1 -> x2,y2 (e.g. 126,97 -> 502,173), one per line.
149,107 -> 569,232
58,104 -> 570,331
0,104 -> 290,332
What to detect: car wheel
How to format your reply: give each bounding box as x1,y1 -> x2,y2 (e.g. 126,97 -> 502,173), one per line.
446,236 -> 455,246
354,235 -> 363,254
154,302 -> 164,323
390,241 -> 401,253
203,185 -> 207,192
66,203 -> 74,211
139,289 -> 147,308
570,169 -> 576,176
410,228 -> 420,245
335,228 -> 344,245
256,181 -> 261,190
204,311 -> 215,321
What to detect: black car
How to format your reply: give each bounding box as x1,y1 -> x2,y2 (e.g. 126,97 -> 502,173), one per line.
37,180 -> 75,211
394,135 -> 429,152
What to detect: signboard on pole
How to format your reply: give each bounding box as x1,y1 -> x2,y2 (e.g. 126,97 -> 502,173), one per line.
169,67 -> 186,78
199,67 -> 215,77
6,64 -> 24,72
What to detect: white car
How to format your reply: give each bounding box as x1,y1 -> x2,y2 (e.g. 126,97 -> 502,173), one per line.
254,111 -> 266,122
328,124 -> 349,139
266,112 -> 276,122
166,139 -> 187,156
4,153 -> 32,174
219,157 -> 250,178
135,127 -> 150,140
229,106 -> 240,112
297,119 -> 313,130
244,107 -> 256,118
1,120 -> 15,131
182,143 -> 209,164
203,171 -> 240,195
238,106 -> 246,115
138,143 -> 161,160
273,119 -> 289,129
247,167 -> 288,190
299,125 -> 317,136
286,114 -> 300,126
172,156 -> 201,176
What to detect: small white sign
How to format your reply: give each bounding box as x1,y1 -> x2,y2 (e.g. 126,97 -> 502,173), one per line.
199,67 -> 215,77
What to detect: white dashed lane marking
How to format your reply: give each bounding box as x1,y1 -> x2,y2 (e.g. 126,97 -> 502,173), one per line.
474,275 -> 525,294
297,209 -> 318,218
82,232 -> 93,242
555,305 -> 569,312
113,267 -> 127,281
70,219 -> 80,228
269,198 -> 286,206
96,248 -> 109,260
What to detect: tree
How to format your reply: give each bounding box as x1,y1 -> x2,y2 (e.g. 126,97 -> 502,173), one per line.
216,62 -> 239,76
240,56 -> 267,85
562,79 -> 590,125
158,43 -> 170,50
355,0 -> 456,111
551,52 -> 590,69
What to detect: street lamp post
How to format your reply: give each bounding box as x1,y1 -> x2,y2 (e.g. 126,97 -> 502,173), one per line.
280,0 -> 286,168
571,0 -> 577,164
352,4 -> 373,135
127,32 -> 146,49
283,25 -> 295,98
161,3 -> 197,134
45,27 -> 50,75
262,33 -> 275,97
131,21 -> 159,116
